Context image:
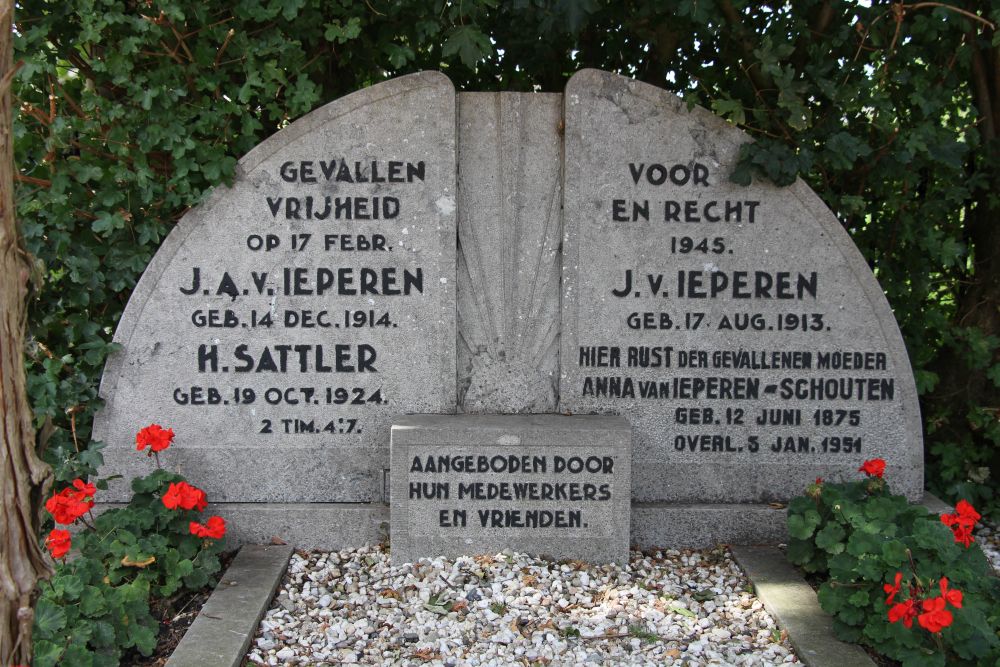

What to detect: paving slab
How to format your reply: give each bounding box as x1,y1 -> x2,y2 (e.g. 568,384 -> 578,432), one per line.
166,544 -> 293,667
731,545 -> 875,667
921,491 -> 952,515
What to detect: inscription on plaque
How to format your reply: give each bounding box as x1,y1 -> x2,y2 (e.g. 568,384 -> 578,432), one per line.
94,72 -> 457,502
560,69 -> 922,503
390,415 -> 631,564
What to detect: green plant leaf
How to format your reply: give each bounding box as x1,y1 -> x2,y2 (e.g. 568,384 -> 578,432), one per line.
34,597 -> 68,636
669,606 -> 696,618
32,639 -> 64,667
788,508 -> 821,540
441,25 -> 493,68
815,523 -> 847,553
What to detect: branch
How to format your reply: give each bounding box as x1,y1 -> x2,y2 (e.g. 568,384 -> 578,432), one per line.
52,79 -> 86,119
214,28 -> 235,67
14,174 -> 49,188
719,0 -> 774,96
993,45 -> 1000,138
904,3 -> 995,30
969,34 -> 996,143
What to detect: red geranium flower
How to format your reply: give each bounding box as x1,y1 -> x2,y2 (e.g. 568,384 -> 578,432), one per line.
44,480 -> 96,525
952,522 -> 974,547
883,571 -> 903,606
189,516 -> 226,540
162,481 -> 208,511
955,500 -> 981,524
917,596 -> 953,633
136,424 -> 175,453
189,487 -> 208,512
72,478 -> 96,499
888,598 -> 918,628
45,529 -> 72,559
941,499 -> 980,547
939,578 -> 963,609
858,458 -> 886,478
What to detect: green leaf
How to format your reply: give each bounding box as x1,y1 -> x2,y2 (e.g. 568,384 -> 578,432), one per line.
785,538 -> 816,566
881,540 -> 908,567
442,25 -> 493,68
62,643 -> 95,667
669,606 -> 696,618
711,98 -> 746,126
128,621 -> 158,656
324,17 -> 362,44
788,508 -> 821,540
847,589 -> 870,607
81,585 -> 108,617
32,639 -> 65,667
57,573 -> 85,600
846,530 -> 883,557
91,211 -> 125,235
815,523 -> 847,553
277,0 -> 307,21
34,597 -> 68,636
89,620 -> 116,648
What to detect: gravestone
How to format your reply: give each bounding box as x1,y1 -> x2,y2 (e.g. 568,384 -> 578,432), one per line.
560,69 -> 923,509
94,72 -> 457,504
94,68 -> 923,553
389,415 -> 630,564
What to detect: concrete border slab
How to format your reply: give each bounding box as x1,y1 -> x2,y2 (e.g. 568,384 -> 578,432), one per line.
731,545 -> 875,667
166,544 -> 293,667
921,491 -> 952,515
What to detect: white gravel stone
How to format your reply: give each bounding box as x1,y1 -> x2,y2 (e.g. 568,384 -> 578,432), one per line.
977,519 -> 1000,574
249,544 -> 800,666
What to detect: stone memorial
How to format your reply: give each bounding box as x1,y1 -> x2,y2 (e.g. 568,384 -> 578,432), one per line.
94,68 -> 923,556
94,72 -> 457,505
390,415 -> 630,564
560,69 -> 922,514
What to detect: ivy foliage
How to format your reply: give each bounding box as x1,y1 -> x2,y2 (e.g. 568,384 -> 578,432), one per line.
12,1 -> 1000,510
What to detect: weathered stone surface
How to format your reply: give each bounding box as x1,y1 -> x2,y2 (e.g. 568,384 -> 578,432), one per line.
94,68 -> 926,554
732,546 -> 876,667
560,69 -> 923,503
631,503 -> 788,548
390,415 -> 631,564
457,93 -> 562,413
94,72 -> 457,502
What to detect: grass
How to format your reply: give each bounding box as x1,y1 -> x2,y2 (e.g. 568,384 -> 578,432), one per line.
628,624 -> 659,643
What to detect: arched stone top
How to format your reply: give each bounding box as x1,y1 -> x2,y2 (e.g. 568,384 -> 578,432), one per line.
95,71 -> 457,502
560,69 -> 922,501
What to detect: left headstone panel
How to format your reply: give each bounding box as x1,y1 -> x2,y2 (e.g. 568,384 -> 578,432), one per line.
94,72 -> 457,503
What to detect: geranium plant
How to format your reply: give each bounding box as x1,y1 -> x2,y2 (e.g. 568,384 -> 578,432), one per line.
787,459 -> 1000,666
33,425 -> 228,667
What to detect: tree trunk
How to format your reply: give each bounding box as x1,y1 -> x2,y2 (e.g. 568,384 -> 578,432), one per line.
0,0 -> 54,664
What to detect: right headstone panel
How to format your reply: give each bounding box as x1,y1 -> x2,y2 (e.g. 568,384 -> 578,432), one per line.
560,69 -> 923,503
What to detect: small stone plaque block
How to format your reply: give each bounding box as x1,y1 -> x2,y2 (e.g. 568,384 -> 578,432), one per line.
390,415 -> 631,565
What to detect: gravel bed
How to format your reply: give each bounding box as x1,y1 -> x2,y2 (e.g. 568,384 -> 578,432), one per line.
247,545 -> 799,666
978,520 -> 1000,574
